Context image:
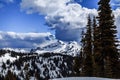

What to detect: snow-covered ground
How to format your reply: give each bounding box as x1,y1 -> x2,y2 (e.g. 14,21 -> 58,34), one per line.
51,77 -> 120,80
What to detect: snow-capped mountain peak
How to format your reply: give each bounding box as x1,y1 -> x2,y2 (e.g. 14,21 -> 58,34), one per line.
31,40 -> 81,56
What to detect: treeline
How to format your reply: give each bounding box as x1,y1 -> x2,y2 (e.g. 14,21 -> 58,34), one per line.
74,0 -> 120,78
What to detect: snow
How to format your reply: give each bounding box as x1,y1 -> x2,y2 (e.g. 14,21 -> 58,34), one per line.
0,53 -> 19,76
0,53 -> 18,63
32,40 -> 81,56
0,50 -> 119,80
1,40 -> 81,56
0,53 -> 73,79
30,77 -> 35,80
0,40 -> 119,80
51,77 -> 120,80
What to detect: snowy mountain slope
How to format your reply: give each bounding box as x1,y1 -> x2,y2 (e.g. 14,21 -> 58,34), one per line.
0,50 -> 75,80
0,47 -> 120,80
51,77 -> 120,80
0,52 -> 19,73
31,40 -> 81,56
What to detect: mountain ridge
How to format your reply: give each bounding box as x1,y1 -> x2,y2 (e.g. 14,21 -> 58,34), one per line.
31,40 -> 81,56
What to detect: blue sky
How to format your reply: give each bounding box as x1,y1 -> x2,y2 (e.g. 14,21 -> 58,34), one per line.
0,0 -> 50,33
0,0 -> 98,33
0,0 -> 117,33
0,0 -> 120,48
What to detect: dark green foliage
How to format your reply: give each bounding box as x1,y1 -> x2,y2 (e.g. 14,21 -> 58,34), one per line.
93,16 -> 104,77
15,60 -> 21,70
73,56 -> 81,76
4,70 -> 18,80
74,0 -> 120,78
81,16 -> 93,76
2,62 -> 6,70
97,0 -> 120,78
0,75 -> 4,80
73,29 -> 85,76
6,59 -> 10,65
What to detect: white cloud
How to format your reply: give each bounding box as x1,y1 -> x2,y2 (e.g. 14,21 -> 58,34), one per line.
0,31 -> 55,48
21,0 -> 120,41
45,3 -> 97,29
21,0 -> 97,41
45,3 -> 97,41
20,0 -> 71,14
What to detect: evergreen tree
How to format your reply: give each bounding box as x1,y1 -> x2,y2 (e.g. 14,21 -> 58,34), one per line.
92,16 -> 98,76
93,16 -> 97,52
79,29 -> 85,76
82,15 -> 93,76
4,70 -> 17,80
74,56 -> 81,76
92,16 -> 104,77
80,29 -> 85,60
97,0 -> 120,78
2,62 -> 6,70
74,29 -> 85,76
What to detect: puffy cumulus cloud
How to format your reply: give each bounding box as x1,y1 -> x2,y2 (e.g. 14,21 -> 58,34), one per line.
20,0 -> 71,14
0,31 -> 55,48
46,4 -> 97,29
21,0 -> 97,41
45,4 -> 97,41
20,0 -> 120,41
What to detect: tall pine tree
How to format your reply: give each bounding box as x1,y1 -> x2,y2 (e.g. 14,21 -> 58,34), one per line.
92,16 -> 98,77
93,15 -> 104,77
97,0 -> 120,78
82,15 -> 93,76
74,29 -> 85,76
